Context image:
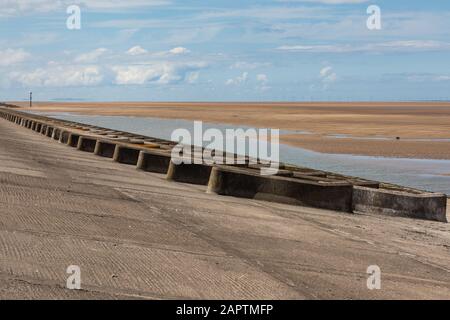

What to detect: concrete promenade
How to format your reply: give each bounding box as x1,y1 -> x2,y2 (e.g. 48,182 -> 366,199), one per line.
0,117 -> 449,299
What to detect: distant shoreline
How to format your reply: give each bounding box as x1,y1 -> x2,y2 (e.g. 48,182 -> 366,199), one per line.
8,100 -> 450,106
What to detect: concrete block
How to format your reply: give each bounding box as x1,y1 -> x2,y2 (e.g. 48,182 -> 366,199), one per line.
166,161 -> 214,185
207,166 -> 354,212
285,165 -> 328,177
276,170 -> 295,177
59,131 -> 70,144
77,136 -> 97,153
67,133 -> 80,147
52,128 -> 61,140
293,173 -> 338,183
130,139 -> 145,145
113,145 -> 140,165
94,140 -> 117,158
352,186 -> 448,222
350,181 -> 380,188
136,150 -> 171,174
45,126 -> 54,138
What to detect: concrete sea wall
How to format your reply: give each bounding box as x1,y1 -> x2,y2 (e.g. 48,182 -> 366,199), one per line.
0,105 -> 447,222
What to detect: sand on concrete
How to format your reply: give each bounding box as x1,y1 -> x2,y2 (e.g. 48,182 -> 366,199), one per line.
1,113 -> 450,299
14,101 -> 450,160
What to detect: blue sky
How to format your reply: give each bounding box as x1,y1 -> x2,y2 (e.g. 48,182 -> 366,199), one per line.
0,0 -> 449,102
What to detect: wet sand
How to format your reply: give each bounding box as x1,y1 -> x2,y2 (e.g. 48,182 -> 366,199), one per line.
282,134 -> 450,160
14,101 -> 450,160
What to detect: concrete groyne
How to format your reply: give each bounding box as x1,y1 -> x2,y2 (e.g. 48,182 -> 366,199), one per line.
0,105 -> 447,222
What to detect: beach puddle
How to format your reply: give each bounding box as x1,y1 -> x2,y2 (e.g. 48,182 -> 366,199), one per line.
27,112 -> 450,195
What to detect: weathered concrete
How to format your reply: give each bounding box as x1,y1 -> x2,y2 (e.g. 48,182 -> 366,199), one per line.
136,150 -> 171,174
113,145 -> 141,165
45,126 -> 54,138
167,161 -> 214,185
51,128 -> 61,141
207,166 -> 354,212
94,140 -> 117,158
59,130 -> 70,144
353,186 -> 448,223
1,114 -> 450,299
67,133 -> 80,148
77,136 -> 97,153
40,124 -> 47,135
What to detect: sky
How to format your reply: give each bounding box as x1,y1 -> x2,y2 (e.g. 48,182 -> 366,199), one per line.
0,0 -> 449,102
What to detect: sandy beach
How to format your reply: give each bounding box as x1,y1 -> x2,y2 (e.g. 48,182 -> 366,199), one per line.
13,101 -> 450,160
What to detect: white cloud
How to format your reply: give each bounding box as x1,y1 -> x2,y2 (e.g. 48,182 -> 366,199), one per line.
79,0 -> 170,9
0,0 -> 55,16
4,45 -> 207,89
231,61 -> 272,70
0,48 -> 30,66
226,72 -> 249,85
169,47 -> 190,55
435,76 -> 450,82
186,71 -> 200,84
112,61 -> 206,85
374,40 -> 450,51
277,0 -> 368,4
256,74 -> 271,91
9,65 -> 103,87
112,65 -> 164,85
319,66 -> 337,87
403,73 -> 450,83
277,40 -> 450,53
0,0 -> 170,17
126,45 -> 148,56
320,66 -> 333,77
127,46 -> 191,58
74,48 -> 108,63
198,6 -> 324,21
256,74 -> 269,84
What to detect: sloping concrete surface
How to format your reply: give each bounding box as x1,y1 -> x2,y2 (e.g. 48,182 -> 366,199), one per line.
0,119 -> 449,300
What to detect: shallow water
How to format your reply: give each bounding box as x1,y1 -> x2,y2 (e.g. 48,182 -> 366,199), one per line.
28,112 -> 450,195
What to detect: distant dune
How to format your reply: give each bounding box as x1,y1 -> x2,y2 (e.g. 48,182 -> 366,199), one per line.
13,101 -> 450,160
